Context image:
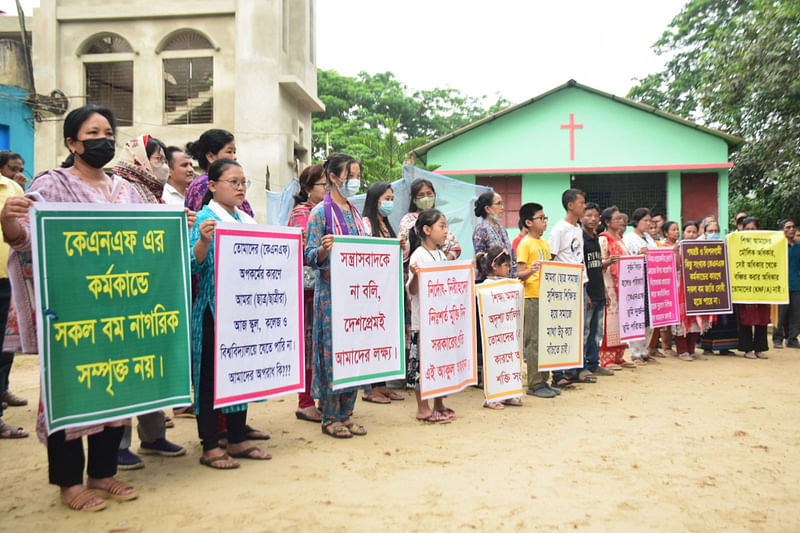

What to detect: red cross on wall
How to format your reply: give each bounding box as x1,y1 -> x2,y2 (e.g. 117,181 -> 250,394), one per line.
560,113 -> 584,160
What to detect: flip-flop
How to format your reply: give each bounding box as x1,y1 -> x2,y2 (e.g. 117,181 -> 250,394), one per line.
502,397 -> 523,406
416,411 -> 451,424
439,407 -> 456,419
621,361 -> 636,368
228,446 -> 271,460
245,425 -> 271,440
483,401 -> 505,410
62,488 -> 106,512
553,378 -> 576,389
574,375 -> 598,383
362,393 -> 391,404
199,453 -> 239,469
384,390 -> 405,401
295,409 -> 322,423
0,420 -> 28,439
88,479 -> 138,502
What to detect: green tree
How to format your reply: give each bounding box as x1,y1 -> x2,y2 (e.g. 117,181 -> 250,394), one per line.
628,0 -> 800,228
312,69 -> 509,183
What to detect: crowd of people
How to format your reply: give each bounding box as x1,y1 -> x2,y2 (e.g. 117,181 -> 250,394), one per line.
0,104 -> 797,512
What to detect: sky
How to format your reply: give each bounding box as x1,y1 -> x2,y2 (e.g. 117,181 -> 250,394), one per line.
316,0 -> 687,104
5,0 -> 688,104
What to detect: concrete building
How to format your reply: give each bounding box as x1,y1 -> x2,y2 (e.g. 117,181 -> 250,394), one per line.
0,15 -> 35,179
32,0 -> 323,221
413,80 -> 744,235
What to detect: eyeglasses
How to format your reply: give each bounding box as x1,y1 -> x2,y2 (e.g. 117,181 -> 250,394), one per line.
492,201 -> 504,206
221,179 -> 251,189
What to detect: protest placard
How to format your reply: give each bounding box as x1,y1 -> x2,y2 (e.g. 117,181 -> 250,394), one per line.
727,231 -> 788,304
31,204 -> 192,434
618,255 -> 646,341
680,241 -> 732,315
330,236 -> 404,390
213,223 -> 304,409
538,261 -> 584,371
418,260 -> 477,400
646,248 -> 680,327
476,279 -> 524,402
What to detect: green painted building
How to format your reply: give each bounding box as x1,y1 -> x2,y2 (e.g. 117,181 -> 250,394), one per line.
413,80 -> 744,236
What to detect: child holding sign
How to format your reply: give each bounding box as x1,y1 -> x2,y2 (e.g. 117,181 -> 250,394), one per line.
190,159 -> 271,468
476,246 -> 523,409
407,209 -> 455,423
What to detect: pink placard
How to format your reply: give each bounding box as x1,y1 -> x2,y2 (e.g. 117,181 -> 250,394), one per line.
617,255 -> 646,342
646,248 -> 680,327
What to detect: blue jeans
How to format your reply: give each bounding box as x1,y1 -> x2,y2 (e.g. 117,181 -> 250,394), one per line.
584,298 -> 605,372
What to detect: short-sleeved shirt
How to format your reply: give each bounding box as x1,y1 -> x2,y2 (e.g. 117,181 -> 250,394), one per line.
583,231 -> 605,301
548,218 -> 587,284
516,235 -> 550,299
407,245 -> 447,330
622,231 -> 657,255
0,176 -> 24,278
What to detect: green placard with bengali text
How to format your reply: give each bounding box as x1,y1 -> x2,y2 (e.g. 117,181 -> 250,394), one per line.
31,203 -> 192,434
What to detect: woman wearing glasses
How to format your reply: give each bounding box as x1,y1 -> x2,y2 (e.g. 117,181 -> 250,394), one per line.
472,191 -> 516,282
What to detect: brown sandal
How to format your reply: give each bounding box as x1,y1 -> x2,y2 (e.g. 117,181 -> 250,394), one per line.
62,488 -> 107,512
88,478 -> 138,502
321,422 -> 352,438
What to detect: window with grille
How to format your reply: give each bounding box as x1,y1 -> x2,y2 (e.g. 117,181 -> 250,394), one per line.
85,62 -> 133,126
571,173 -> 667,219
475,175 -> 522,228
163,57 -> 213,125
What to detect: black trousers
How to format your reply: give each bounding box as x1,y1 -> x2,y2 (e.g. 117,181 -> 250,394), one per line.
47,426 -> 124,487
738,324 -> 768,353
196,307 -> 247,451
0,278 -> 13,419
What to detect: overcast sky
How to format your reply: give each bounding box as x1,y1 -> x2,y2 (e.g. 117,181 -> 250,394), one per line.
317,0 -> 687,103
5,0 -> 688,104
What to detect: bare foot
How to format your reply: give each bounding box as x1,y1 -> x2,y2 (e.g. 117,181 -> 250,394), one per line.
86,476 -> 137,501
201,447 -> 239,468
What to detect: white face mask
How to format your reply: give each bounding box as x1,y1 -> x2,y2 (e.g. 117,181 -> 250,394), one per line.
341,179 -> 360,198
153,162 -> 169,185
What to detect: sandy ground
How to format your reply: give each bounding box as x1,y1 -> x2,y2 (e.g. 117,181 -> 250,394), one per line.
2,348 -> 800,533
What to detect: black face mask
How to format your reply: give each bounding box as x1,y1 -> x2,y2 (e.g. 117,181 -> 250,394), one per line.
76,138 -> 115,168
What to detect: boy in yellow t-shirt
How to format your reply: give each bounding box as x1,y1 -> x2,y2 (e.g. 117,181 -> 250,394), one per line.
516,203 -> 559,399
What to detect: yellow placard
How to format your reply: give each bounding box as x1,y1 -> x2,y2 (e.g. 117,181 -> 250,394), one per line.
727,231 -> 788,304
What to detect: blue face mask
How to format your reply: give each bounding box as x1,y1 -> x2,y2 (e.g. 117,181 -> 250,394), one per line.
379,200 -> 394,216
490,214 -> 503,225
341,179 -> 360,198
706,232 -> 721,240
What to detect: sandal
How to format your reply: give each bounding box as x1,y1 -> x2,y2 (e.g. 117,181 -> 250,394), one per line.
62,487 -> 106,512
0,420 -> 28,439
438,407 -> 456,419
164,416 -> 175,428
245,425 -> 270,440
678,353 -> 694,361
483,401 -> 505,410
553,378 -> 576,389
87,478 -> 138,502
502,397 -> 523,407
620,361 -> 636,368
343,421 -> 367,436
321,422 -> 352,438
641,355 -> 660,364
228,446 -> 271,460
383,390 -> 405,401
199,453 -> 239,470
606,364 -> 623,371
362,393 -> 391,404
416,410 -> 451,424
295,406 -> 322,423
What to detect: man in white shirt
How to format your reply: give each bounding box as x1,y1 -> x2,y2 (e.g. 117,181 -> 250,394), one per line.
549,188 -> 595,386
161,147 -> 195,205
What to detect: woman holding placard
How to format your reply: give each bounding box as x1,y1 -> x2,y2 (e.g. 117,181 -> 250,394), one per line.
737,217 -> 770,359
190,158 -> 271,468
361,182 -> 405,404
597,206 -> 634,370
305,153 -> 370,438
1,105 -> 140,510
288,164 -> 326,423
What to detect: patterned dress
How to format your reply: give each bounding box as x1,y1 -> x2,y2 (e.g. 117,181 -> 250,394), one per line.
598,232 -> 630,367
472,217 -> 517,281
304,200 -> 365,423
188,205 -> 247,415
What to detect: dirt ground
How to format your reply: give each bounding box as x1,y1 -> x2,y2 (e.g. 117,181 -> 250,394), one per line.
2,348 -> 800,533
